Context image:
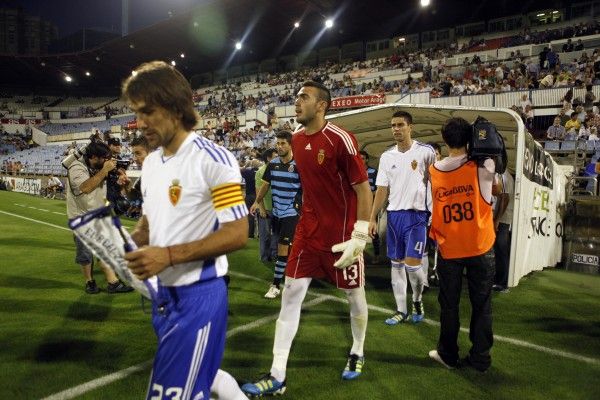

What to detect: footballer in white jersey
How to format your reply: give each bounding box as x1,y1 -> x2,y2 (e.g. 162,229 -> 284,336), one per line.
369,110 -> 435,326
123,61 -> 248,400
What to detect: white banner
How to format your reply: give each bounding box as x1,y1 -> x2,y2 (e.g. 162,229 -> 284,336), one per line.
509,132 -> 569,287
1,176 -> 42,195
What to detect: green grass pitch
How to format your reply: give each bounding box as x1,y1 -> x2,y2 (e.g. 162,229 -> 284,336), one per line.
0,191 -> 598,399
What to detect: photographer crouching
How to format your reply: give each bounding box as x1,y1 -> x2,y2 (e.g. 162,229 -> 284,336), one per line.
106,137 -> 132,216
428,117 -> 498,373
64,141 -> 134,294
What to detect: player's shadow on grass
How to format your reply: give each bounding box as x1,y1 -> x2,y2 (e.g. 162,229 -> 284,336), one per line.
33,297 -> 123,367
0,273 -> 80,290
0,237 -> 73,251
64,295 -> 115,321
526,317 -> 600,339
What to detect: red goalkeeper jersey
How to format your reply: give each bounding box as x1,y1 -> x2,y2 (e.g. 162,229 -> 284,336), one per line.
291,122 -> 368,251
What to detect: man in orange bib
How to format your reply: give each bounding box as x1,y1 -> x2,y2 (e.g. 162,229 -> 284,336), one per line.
428,117 -> 497,373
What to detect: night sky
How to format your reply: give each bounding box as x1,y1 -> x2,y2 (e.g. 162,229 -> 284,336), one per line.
3,0 -> 570,39
4,0 -> 204,37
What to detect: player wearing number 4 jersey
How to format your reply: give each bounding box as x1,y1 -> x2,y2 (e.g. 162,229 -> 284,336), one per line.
369,110 -> 436,325
242,81 -> 373,397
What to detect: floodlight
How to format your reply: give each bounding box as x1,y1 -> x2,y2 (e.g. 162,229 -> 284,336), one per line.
325,19 -> 333,29
65,75 -> 72,82
171,60 -> 176,66
294,22 -> 300,28
420,0 -> 431,7
235,42 -> 242,50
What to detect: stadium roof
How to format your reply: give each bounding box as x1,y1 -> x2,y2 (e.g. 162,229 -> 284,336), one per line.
0,0 -> 565,91
329,104 -> 522,171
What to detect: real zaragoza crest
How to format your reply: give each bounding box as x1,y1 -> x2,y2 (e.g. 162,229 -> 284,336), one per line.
318,149 -> 325,165
169,179 -> 182,206
411,159 -> 417,170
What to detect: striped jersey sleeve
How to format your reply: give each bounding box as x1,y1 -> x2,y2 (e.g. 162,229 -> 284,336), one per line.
195,137 -> 249,223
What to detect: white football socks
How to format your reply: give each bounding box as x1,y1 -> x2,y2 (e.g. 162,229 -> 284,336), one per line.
390,261 -> 408,314
346,286 -> 368,357
271,277 -> 311,382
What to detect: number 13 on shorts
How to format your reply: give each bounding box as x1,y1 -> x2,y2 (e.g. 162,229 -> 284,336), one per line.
342,265 -> 359,282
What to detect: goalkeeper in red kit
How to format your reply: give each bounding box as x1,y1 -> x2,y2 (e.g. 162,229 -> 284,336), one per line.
242,81 -> 373,396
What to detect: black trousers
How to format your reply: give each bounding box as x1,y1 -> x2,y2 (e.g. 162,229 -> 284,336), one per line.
493,223 -> 511,287
436,248 -> 495,370
245,195 -> 256,238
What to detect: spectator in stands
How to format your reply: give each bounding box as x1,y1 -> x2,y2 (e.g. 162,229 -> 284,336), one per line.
539,73 -> 554,88
564,113 -> 581,136
574,105 -> 586,123
584,85 -> 596,112
520,94 -> 532,113
547,48 -> 558,70
524,105 -> 534,130
574,39 -> 584,51
547,117 -> 566,140
539,47 -> 549,69
578,119 -> 593,140
562,39 -> 574,53
589,127 -> 599,141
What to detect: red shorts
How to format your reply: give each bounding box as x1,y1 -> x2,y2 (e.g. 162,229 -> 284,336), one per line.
287,238 -> 364,289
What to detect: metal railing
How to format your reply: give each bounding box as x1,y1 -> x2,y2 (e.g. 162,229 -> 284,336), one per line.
567,176 -> 598,198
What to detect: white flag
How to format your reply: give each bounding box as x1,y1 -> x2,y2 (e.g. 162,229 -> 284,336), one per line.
69,206 -> 158,301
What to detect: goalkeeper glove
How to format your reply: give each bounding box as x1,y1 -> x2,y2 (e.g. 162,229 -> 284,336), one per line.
331,220 -> 369,269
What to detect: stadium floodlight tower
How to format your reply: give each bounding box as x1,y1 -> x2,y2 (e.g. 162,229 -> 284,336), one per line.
325,19 -> 334,29
235,41 -> 242,50
421,0 -> 431,7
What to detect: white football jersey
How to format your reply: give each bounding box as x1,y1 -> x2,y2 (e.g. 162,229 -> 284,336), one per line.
142,133 -> 247,286
376,141 -> 436,211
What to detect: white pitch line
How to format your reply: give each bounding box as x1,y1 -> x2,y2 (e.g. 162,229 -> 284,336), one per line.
231,271 -> 600,365
40,294 -> 331,400
39,361 -> 153,400
0,210 -> 70,232
2,209 -> 597,391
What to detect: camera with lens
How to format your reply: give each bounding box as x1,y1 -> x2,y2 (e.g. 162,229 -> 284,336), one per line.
108,159 -> 131,179
116,159 -> 131,170
62,144 -> 88,169
468,116 -> 508,174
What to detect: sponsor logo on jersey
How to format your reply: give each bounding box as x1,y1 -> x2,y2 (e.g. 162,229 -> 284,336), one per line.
435,184 -> 475,202
288,164 -> 295,172
318,149 -> 325,165
305,143 -> 312,150
169,179 -> 182,206
411,159 -> 418,170
478,129 -> 487,140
